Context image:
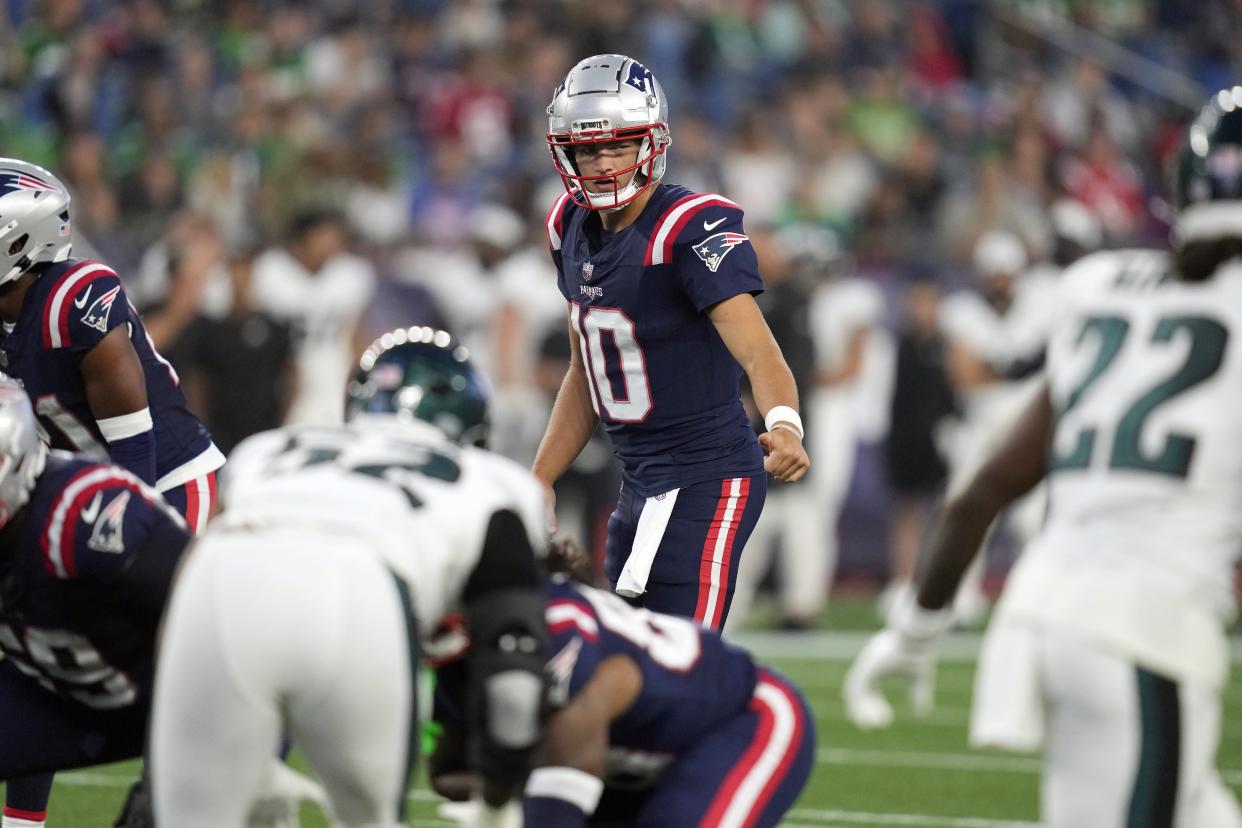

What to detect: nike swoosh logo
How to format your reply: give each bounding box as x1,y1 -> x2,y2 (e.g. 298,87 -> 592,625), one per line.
703,217 -> 727,231
81,492 -> 102,523
73,286 -> 92,309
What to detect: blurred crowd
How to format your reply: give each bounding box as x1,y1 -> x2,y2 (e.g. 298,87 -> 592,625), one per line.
3,0 -> 1241,610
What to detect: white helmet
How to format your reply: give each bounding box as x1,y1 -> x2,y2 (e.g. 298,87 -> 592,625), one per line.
0,158 -> 72,286
0,376 -> 47,529
546,54 -> 671,212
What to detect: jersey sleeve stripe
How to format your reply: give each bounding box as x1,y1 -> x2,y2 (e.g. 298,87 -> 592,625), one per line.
644,194 -> 741,266
40,466 -> 172,578
546,600 -> 599,640
546,191 -> 573,251
43,261 -> 118,349
699,672 -> 806,828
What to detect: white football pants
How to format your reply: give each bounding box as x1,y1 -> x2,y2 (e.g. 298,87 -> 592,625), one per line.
972,622 -> 1241,828
151,531 -> 417,828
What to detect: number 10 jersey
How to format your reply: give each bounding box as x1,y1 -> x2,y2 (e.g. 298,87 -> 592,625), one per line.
547,184 -> 765,498
1000,249 -> 1242,689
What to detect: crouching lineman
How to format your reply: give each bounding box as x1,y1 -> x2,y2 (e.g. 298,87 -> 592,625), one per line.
843,89 -> 1242,826
149,327 -> 549,827
432,541 -> 815,828
0,378 -> 191,778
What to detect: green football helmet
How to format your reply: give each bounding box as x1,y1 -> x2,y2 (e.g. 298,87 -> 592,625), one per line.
346,326 -> 490,447
1172,86 -> 1242,244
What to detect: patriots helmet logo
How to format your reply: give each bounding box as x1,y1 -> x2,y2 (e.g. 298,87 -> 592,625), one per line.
623,60 -> 656,95
80,285 -> 121,334
692,232 -> 749,273
0,170 -> 55,198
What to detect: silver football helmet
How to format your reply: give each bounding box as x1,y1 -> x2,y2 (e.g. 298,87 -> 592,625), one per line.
0,376 -> 46,529
546,54 -> 671,212
0,158 -> 72,286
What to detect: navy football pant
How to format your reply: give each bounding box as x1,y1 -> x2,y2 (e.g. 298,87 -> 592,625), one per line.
590,668 -> 814,828
605,474 -> 766,630
0,662 -> 148,779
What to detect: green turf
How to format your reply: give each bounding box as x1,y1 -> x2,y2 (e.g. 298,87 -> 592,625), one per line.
13,622 -> 1241,826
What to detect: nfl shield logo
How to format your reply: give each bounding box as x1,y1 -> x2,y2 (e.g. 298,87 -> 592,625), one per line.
581,261 -> 595,282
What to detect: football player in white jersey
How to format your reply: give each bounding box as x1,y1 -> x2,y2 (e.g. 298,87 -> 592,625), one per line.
843,89 -> 1242,827
149,326 -> 549,828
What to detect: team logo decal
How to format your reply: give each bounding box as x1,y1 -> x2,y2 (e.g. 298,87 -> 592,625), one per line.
547,635 -> 583,707
581,260 -> 595,282
0,171 -> 55,197
692,232 -> 748,273
80,285 -> 121,334
87,490 -> 130,554
623,61 -> 655,96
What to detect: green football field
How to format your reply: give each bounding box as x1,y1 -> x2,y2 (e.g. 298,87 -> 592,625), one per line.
12,601 -> 1242,827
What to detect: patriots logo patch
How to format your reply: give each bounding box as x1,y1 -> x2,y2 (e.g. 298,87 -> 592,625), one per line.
0,171 -> 55,197
692,232 -> 748,273
87,490 -> 130,554
80,285 -> 121,334
546,635 -> 583,708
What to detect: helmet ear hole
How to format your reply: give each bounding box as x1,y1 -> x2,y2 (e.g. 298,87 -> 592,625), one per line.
6,234 -> 27,257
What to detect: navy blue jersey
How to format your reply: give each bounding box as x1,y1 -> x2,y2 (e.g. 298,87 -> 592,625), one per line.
0,453 -> 191,710
547,184 -> 765,497
545,578 -> 757,785
0,259 -> 222,490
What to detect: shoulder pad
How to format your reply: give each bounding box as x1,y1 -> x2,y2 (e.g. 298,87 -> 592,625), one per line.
643,193 -> 742,266
545,191 -> 578,252
41,260 -> 124,349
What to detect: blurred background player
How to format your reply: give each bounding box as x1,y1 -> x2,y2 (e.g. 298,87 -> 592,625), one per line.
932,227 -> 1057,623
150,327 -> 548,827
0,157 -> 221,828
432,560 -> 815,828
532,54 -> 809,631
844,89 -> 1242,827
250,209 -> 376,427
0,379 -> 190,805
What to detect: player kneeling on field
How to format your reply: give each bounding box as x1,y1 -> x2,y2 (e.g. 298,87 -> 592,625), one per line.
0,377 -> 191,781
432,539 -> 816,828
149,328 -> 550,828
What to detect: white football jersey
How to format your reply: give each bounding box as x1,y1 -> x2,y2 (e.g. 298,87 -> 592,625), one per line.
998,249 -> 1242,688
212,417 -> 548,637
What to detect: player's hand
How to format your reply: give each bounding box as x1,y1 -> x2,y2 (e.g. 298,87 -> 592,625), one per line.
759,428 -> 810,483
842,629 -> 935,729
438,798 -> 523,828
246,760 -> 330,827
842,596 -> 952,729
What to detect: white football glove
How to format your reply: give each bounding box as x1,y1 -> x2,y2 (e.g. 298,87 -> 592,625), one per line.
842,595 -> 952,730
246,760 -> 331,828
438,798 -> 523,828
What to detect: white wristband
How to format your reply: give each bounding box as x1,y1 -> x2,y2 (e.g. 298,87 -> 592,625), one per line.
764,405 -> 803,440
526,766 -> 604,814
97,408 -> 153,442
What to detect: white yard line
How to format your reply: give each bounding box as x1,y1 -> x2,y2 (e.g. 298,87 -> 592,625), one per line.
787,808 -> 1039,828
817,747 -> 1040,774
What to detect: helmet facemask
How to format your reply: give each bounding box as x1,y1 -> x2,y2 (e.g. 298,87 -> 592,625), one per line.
548,123 -> 670,212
